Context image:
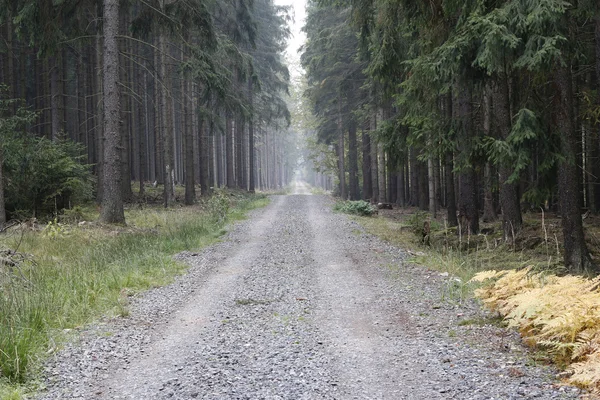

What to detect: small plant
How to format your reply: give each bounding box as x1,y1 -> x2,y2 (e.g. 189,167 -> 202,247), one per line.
333,200 -> 377,216
206,189 -> 230,223
43,218 -> 69,239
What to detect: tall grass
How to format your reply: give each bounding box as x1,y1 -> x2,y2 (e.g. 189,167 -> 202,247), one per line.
0,192 -> 269,389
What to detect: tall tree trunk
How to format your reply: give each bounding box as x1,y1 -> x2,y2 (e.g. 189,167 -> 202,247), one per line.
443,93 -> 458,227
99,0 -> 125,224
50,53 -> 64,140
409,148 -> 419,206
348,122 -> 360,200
226,112 -> 234,188
236,116 -> 244,189
428,148 -> 437,217
159,28 -> 174,206
348,122 -> 359,200
184,78 -> 195,205
493,77 -> 522,241
377,144 -> 386,203
95,22 -> 105,203
482,83 -> 497,222
370,116 -> 379,203
554,61 -> 594,273
397,161 -> 406,207
455,75 -> 479,235
362,129 -> 372,200
0,144 -> 5,228
248,78 -> 255,193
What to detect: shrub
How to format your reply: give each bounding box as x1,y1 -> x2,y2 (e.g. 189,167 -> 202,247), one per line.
334,200 -> 377,216
4,137 -> 93,218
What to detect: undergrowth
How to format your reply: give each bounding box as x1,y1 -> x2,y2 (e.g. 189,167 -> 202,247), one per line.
0,190 -> 269,396
472,268 -> 600,394
334,200 -> 377,217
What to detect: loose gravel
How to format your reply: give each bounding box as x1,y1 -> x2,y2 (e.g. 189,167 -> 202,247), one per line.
36,183 -> 584,399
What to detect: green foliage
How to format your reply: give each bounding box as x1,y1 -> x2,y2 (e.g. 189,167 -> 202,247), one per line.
3,136 -> 93,218
206,189 -> 231,223
334,200 -> 377,216
0,194 -> 269,386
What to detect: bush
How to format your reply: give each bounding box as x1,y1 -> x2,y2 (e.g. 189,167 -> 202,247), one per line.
4,137 -> 93,218
334,200 -> 377,216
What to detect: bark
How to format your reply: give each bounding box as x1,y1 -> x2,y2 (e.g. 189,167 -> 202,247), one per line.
443,93 -> 458,227
428,150 -> 437,217
226,113 -> 234,188
370,116 -> 379,203
159,29 -> 175,206
594,10 -> 600,212
445,152 -> 458,227
397,161 -> 406,207
482,84 -> 497,222
455,75 -> 479,235
348,122 -> 359,200
50,53 -> 64,140
493,77 -> 522,240
418,161 -> 428,211
184,78 -> 195,205
377,143 -> 386,203
236,116 -> 244,189
554,61 -> 594,273
0,144 -> 5,228
362,130 -> 372,200
99,0 -> 125,224
95,23 -> 105,203
409,148 -> 419,206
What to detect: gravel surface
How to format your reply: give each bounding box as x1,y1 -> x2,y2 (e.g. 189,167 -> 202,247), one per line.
36,181 -> 584,399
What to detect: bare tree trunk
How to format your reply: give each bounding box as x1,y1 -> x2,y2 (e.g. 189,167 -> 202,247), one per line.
482,84 -> 497,222
362,129 -> 372,200
0,144 -> 6,228
348,122 -> 359,200
397,160 -> 406,207
226,113 -> 234,188
99,0 -> 125,224
370,116 -> 379,203
248,83 -> 256,193
338,108 -> 346,199
378,143 -> 386,203
159,27 -> 174,206
455,75 -> 479,235
409,148 -> 419,206
184,77 -> 195,205
428,146 -> 437,217
443,93 -> 458,226
50,53 -> 64,140
493,77 -> 522,240
554,61 -> 594,273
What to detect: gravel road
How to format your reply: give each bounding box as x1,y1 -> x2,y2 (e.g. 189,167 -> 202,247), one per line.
36,181 -> 584,399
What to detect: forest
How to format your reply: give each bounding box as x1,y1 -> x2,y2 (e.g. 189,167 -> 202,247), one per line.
0,0 -> 296,227
301,0 -> 600,276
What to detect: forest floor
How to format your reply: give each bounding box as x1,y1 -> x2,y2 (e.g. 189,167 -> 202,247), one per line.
28,181 -> 586,399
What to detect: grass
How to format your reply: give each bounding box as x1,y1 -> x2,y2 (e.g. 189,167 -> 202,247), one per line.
0,190 -> 269,397
352,208 -> 571,301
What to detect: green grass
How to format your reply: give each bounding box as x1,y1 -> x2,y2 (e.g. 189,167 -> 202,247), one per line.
0,191 -> 269,396
352,213 -> 551,301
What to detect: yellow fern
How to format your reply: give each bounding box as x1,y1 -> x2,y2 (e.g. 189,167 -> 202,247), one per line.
474,268 -> 600,394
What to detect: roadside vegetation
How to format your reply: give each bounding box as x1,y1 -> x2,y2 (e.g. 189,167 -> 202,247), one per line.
0,189 -> 268,397
353,205 -> 600,393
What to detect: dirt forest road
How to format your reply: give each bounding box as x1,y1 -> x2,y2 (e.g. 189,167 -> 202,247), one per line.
38,181 -> 583,399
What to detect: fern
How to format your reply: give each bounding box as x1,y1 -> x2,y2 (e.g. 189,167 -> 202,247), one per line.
472,269 -> 600,393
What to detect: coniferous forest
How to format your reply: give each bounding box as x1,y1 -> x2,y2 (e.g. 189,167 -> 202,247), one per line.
6,0 -> 600,396
0,0 -> 295,226
301,0 -> 600,275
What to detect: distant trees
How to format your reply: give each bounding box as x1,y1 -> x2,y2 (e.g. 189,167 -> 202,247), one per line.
302,0 -> 600,274
0,0 -> 293,223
